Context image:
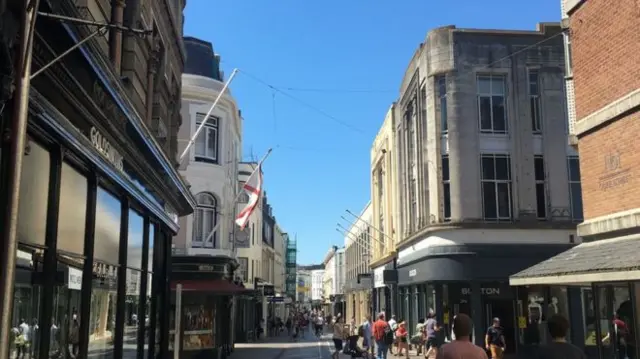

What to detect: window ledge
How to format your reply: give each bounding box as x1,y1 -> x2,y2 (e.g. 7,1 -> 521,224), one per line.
194,157 -> 221,166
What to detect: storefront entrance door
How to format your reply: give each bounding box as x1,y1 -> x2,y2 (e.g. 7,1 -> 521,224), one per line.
484,299 -> 515,355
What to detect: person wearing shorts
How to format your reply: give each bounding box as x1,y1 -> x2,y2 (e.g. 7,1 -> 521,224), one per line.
424,311 -> 440,358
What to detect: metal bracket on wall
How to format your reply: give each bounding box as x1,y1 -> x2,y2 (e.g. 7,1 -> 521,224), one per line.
30,12 -> 153,80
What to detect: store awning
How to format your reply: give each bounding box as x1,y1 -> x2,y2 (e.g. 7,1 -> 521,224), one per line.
170,279 -> 248,294
510,237 -> 640,286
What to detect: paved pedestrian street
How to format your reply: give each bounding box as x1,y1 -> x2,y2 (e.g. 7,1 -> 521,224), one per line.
231,333 -> 333,359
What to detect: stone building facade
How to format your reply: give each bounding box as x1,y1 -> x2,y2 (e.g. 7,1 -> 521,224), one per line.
75,0 -> 186,161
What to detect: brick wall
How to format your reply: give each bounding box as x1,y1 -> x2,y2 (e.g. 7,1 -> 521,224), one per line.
571,0 -> 640,119
572,0 -> 640,220
578,112 -> 640,219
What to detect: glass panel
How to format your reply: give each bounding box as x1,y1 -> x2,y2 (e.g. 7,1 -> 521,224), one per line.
124,269 -> 142,359
570,183 -> 584,220
10,247 -> 43,359
58,163 -> 88,255
144,273 -> 152,359
582,287 -> 597,346
194,133 -> 206,158
492,96 -> 506,132
95,188 -> 121,264
443,183 -> 451,219
442,156 -> 449,181
482,182 -> 497,219
52,255 -> 83,359
477,76 -> 492,94
497,182 -> 511,218
495,157 -> 510,180
89,262 -> 118,359
568,158 -> 581,182
18,141 -> 50,246
481,157 -> 495,180
611,285 -> 633,359
536,183 -> 547,218
492,77 -> 506,95
534,157 -> 545,181
479,97 -> 492,130
127,210 -> 144,270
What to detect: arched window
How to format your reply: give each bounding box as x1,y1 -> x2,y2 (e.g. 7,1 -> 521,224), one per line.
192,192 -> 218,248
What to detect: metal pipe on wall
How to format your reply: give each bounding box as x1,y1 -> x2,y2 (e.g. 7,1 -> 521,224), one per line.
108,0 -> 126,73
0,2 -> 39,358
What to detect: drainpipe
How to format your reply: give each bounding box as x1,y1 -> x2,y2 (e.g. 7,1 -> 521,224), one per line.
145,39 -> 160,124
108,0 -> 126,74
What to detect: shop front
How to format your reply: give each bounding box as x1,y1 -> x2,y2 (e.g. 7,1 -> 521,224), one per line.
396,242 -> 572,356
372,260 -> 398,319
170,256 -> 247,359
1,2 -> 195,359
344,274 -> 373,324
511,235 -> 640,359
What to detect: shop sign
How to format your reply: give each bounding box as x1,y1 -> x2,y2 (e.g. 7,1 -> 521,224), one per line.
68,267 -> 82,291
90,127 -> 124,172
461,287 -> 501,296
409,269 -> 417,277
599,151 -> 631,190
374,267 -> 385,288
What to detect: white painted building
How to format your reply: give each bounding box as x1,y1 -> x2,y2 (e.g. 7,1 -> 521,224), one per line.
273,224 -> 287,294
235,162 -> 265,289
174,37 -> 242,258
296,269 -> 312,304
311,269 -> 325,301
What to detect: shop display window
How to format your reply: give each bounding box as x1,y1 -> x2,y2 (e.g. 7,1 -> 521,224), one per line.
52,254 -> 83,359
17,140 -> 50,247
57,162 -> 87,255
9,247 -> 43,359
123,209 -> 145,359
182,305 -> 216,351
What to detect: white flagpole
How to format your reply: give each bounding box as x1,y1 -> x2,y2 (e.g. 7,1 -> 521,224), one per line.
200,148 -> 274,247
178,68 -> 239,163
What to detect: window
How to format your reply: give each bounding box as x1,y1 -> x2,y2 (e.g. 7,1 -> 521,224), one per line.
442,155 -> 451,221
90,188 -> 120,359
238,257 -> 249,282
477,75 -> 507,134
534,156 -> 547,220
192,192 -> 218,248
405,102 -> 417,232
18,140 -> 50,247
437,76 -> 448,133
529,70 -> 542,134
481,154 -> 512,220
194,113 -> 219,163
565,32 -> 573,76
238,181 -> 249,203
377,167 -> 385,256
568,156 -> 583,221
57,162 -> 87,254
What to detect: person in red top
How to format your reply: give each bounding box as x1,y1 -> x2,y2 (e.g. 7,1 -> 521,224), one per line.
395,322 -> 409,358
372,312 -> 389,359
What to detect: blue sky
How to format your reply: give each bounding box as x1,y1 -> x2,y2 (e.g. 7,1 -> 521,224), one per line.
183,0 -> 561,265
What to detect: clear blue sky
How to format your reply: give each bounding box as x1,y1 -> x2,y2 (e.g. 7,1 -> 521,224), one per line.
183,0 -> 561,265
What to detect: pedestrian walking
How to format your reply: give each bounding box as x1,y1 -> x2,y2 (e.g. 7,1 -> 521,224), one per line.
361,315 -> 374,356
536,314 -> 586,359
373,312 -> 392,359
424,311 -> 441,358
332,316 -> 347,359
485,317 -> 506,359
395,321 -> 409,358
436,313 -> 487,359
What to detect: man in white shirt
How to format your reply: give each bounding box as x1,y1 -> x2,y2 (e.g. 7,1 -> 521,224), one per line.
387,315 -> 398,355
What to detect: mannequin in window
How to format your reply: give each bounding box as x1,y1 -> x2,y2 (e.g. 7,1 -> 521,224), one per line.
548,297 -> 559,316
